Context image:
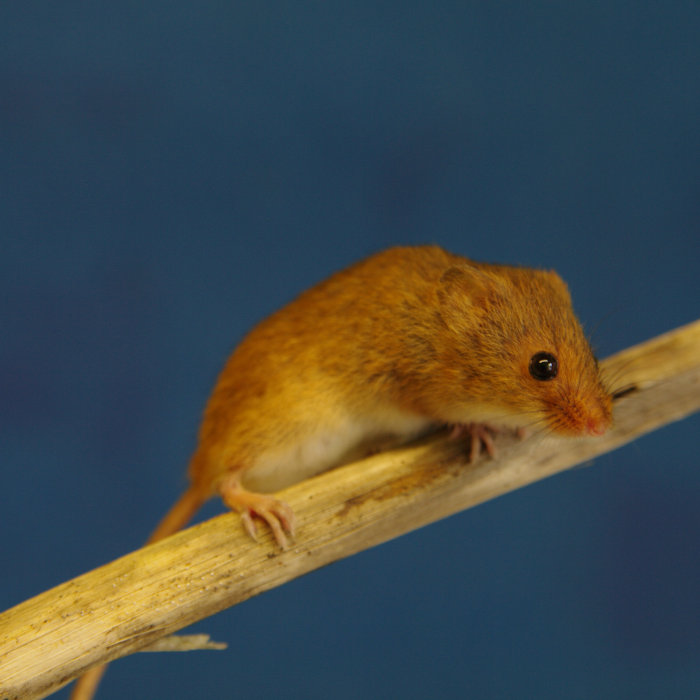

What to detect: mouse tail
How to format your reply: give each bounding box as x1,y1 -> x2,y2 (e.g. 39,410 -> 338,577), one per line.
146,485 -> 209,544
69,487 -> 209,700
69,663 -> 108,700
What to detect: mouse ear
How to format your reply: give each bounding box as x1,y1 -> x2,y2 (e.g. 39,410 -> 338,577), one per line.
439,264 -> 493,302
438,264 -> 495,330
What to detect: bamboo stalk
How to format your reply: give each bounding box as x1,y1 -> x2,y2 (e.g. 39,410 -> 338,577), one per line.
1,319 -> 699,700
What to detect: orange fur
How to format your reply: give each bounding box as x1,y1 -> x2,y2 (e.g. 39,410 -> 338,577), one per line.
70,245 -> 612,700
190,245 -> 610,498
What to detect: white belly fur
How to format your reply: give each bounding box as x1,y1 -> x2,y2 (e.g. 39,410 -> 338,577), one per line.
242,408 -> 434,493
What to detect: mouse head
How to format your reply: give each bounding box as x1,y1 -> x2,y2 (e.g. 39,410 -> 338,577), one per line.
436,263 -> 612,437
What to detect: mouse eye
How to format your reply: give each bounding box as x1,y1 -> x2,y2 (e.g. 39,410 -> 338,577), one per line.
529,352 -> 558,381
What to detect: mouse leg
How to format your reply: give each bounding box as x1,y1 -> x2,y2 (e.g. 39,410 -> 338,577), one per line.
218,474 -> 296,549
448,423 -> 499,462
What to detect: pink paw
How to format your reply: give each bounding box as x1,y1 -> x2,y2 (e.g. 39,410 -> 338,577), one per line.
448,422 -> 500,462
219,476 -> 296,550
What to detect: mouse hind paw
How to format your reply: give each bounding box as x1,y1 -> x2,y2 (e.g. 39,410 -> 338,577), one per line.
219,476 -> 296,550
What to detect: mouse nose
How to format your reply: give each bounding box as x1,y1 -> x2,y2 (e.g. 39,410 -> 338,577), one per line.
585,401 -> 612,436
552,388 -> 612,436
586,418 -> 608,436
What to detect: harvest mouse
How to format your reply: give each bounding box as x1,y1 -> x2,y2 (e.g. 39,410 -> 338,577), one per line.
70,245 -> 611,700
155,244 -> 612,548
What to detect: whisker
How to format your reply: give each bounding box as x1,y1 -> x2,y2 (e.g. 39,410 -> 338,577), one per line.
586,306 -> 625,353
600,356 -> 638,394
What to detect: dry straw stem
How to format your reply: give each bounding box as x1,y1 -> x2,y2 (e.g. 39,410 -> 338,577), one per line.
2,319 -> 700,700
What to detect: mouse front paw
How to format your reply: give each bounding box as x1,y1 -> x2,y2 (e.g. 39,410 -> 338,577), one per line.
448,423 -> 528,462
448,422 -> 500,462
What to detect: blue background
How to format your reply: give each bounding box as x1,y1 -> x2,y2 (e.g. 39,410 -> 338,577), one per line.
2,4 -> 699,699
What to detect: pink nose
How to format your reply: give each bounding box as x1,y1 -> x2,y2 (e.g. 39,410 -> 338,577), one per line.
587,418 -> 609,436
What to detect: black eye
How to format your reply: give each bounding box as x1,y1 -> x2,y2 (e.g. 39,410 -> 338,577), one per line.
529,352 -> 558,381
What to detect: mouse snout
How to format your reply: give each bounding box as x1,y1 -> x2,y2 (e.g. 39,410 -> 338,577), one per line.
551,389 -> 612,437
581,394 -> 612,437
586,414 -> 610,436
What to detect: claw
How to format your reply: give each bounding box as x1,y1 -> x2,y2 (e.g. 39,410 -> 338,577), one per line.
448,422 -> 501,462
240,510 -> 259,541
219,475 -> 296,550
